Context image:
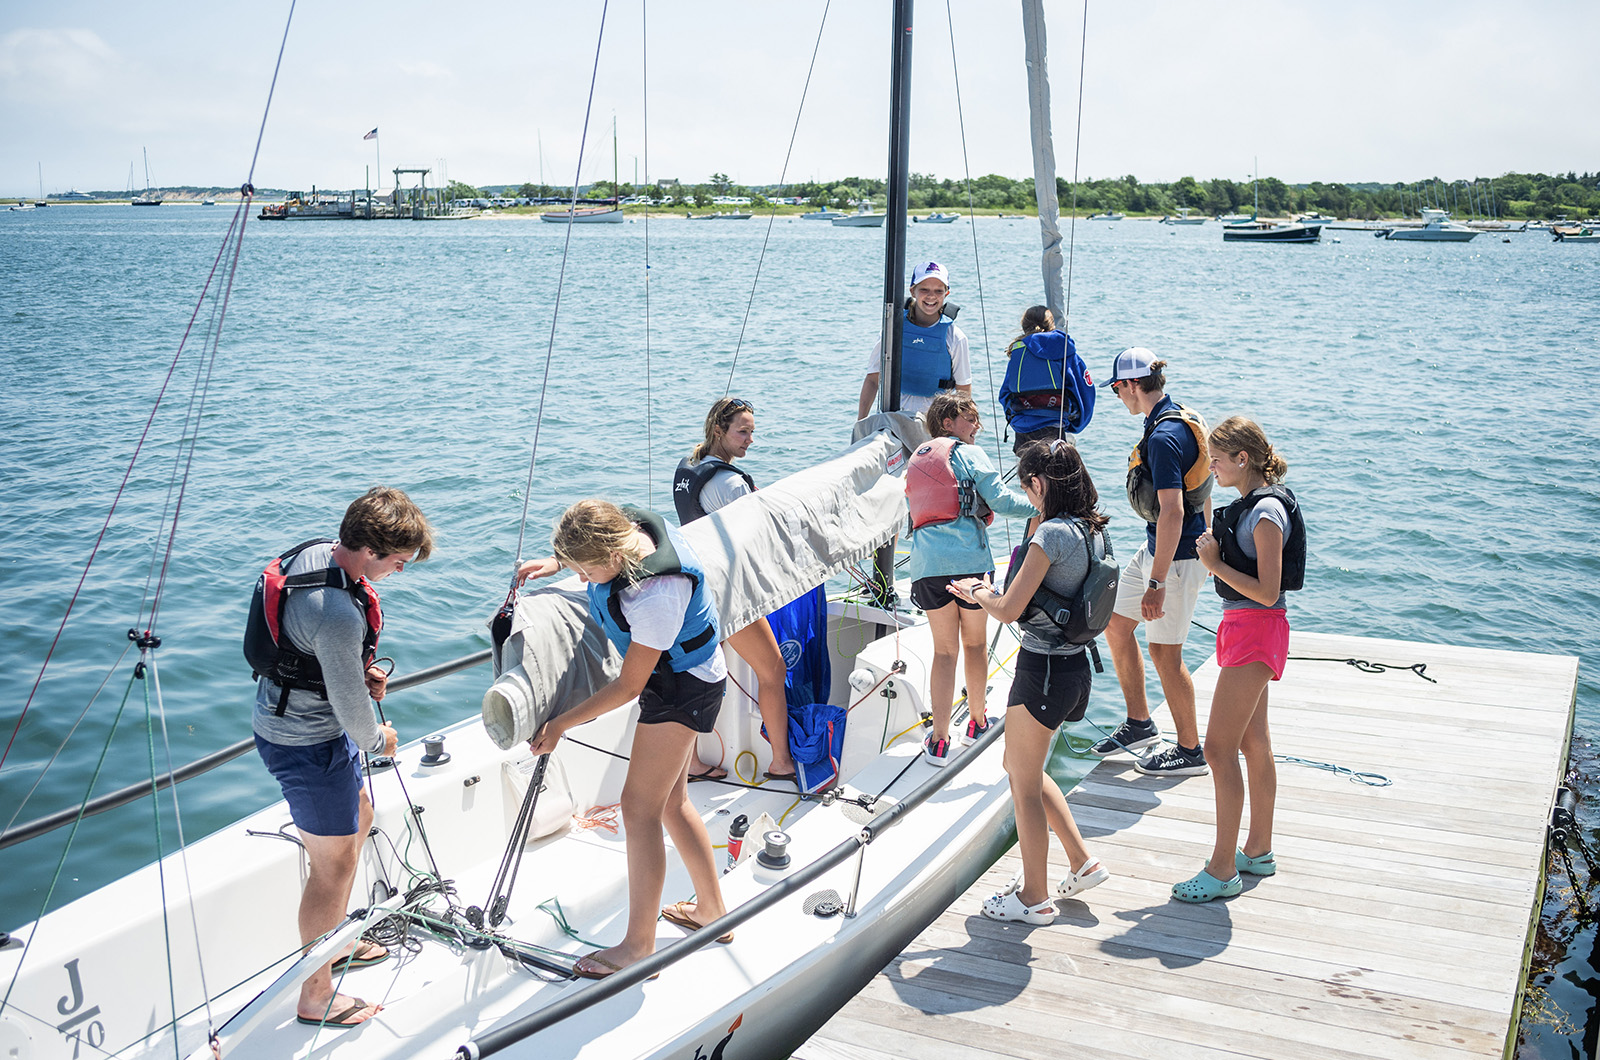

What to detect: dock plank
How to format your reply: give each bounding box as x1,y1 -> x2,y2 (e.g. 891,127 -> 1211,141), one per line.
795,632 -> 1576,1060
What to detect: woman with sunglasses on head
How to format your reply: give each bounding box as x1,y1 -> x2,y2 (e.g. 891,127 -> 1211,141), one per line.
949,440 -> 1113,923
671,397 -> 798,783
1175,416 -> 1305,903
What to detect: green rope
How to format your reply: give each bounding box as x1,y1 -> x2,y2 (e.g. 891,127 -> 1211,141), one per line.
539,897 -> 607,948
1,670 -> 138,1014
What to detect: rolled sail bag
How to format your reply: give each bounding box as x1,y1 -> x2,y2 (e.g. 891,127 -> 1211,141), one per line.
482,579 -> 621,750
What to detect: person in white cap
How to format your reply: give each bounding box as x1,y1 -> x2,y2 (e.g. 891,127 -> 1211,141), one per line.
856,260 -> 972,420
1089,347 -> 1216,777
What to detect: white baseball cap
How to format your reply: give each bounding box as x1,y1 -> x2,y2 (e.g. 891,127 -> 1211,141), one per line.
910,260 -> 950,289
1100,347 -> 1157,387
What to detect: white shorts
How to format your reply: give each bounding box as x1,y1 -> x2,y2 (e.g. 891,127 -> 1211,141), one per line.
1111,545 -> 1205,645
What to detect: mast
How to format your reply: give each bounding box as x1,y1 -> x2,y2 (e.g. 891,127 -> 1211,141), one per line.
1021,0 -> 1064,321
877,0 -> 914,415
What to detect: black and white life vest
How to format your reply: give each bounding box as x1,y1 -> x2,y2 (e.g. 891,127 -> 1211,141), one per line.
672,456 -> 757,525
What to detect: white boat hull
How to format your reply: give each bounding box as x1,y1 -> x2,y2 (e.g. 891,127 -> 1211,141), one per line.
541,208 -> 625,224
830,214 -> 884,227
1384,226 -> 1479,242
0,604 -> 1018,1060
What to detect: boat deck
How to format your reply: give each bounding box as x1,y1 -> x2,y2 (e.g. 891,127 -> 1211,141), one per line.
794,631 -> 1578,1060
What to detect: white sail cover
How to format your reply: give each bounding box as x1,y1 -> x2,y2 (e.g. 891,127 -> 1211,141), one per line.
482,433 -> 907,749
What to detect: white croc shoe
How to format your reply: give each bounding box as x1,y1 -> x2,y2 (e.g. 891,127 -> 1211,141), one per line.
1056,858 -> 1110,899
982,889 -> 1056,925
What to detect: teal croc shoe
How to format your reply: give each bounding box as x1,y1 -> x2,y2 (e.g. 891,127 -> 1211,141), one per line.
1235,849 -> 1276,877
1172,868 -> 1243,903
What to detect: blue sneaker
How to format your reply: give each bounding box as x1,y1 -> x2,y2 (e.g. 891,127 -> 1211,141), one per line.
965,716 -> 992,742
922,734 -> 952,767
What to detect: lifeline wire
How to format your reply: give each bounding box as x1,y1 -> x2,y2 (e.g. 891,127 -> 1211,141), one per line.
1061,0 -> 1088,332
511,0 -> 612,572
724,0 -> 833,393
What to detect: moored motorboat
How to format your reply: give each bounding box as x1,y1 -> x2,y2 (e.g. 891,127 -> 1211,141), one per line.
1086,211 -> 1124,221
1383,207 -> 1479,242
540,206 -> 625,223
1553,226 -> 1600,243
831,203 -> 885,227
912,212 -> 958,223
800,208 -> 844,220
1160,208 -> 1205,225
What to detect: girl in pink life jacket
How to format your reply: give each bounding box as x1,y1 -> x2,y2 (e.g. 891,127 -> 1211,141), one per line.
904,390 -> 1035,766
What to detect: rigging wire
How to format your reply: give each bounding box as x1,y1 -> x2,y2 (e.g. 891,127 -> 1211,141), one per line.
642,0 -> 653,507
723,0 -> 834,394
511,0 -> 612,573
1062,0 -> 1088,332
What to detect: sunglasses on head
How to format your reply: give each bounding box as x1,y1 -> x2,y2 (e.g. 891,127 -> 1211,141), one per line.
724,398 -> 754,412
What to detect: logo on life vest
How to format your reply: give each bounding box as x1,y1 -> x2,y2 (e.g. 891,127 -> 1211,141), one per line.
778,638 -> 803,670
674,479 -> 690,492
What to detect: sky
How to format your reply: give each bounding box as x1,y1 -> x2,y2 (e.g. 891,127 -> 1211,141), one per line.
1,0 -> 1596,198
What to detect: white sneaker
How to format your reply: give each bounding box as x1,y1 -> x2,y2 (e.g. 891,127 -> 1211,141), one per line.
982,889 -> 1056,925
1056,858 -> 1110,899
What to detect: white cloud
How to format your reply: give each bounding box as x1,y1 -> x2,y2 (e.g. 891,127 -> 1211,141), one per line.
0,28 -> 121,101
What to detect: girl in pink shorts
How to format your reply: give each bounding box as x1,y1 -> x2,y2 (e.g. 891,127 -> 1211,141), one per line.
1176,417 -> 1305,903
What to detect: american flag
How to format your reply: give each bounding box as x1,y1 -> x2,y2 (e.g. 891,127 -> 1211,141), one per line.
363,128 -> 378,141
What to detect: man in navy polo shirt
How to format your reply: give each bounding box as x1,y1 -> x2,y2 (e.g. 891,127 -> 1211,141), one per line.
1090,348 -> 1215,777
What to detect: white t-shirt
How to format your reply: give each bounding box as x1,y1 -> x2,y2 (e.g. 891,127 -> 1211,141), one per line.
699,468 -> 753,514
864,322 -> 972,417
616,573 -> 727,682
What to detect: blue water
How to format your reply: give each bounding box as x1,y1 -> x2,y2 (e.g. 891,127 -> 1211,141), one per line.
2,207 -> 1596,1049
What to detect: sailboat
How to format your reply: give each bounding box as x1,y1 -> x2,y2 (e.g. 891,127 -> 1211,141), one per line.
542,119 -> 624,223
132,148 -> 163,206
1222,159 -> 1319,243
0,4 -> 1076,1060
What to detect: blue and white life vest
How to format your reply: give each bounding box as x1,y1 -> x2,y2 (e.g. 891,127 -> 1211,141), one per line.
898,311 -> 955,400
588,507 -> 720,673
999,330 -> 1095,435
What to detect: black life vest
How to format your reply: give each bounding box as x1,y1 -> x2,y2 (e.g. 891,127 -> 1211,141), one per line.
1212,485 -> 1306,602
1126,402 -> 1213,523
1004,518 -> 1119,663
672,456 -> 757,525
243,538 -> 382,714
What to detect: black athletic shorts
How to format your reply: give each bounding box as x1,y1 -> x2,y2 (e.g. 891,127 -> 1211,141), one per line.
1008,648 -> 1091,731
637,666 -> 724,733
911,572 -> 990,612
1013,427 -> 1076,457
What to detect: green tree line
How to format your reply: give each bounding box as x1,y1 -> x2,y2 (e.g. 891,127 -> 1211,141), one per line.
452,170 -> 1599,219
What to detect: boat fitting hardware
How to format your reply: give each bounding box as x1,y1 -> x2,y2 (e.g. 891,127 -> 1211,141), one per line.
803,889 -> 843,918
464,775 -> 481,787
755,830 -> 791,872
420,734 -> 452,767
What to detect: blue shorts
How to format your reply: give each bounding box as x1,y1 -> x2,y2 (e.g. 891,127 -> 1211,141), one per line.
254,733 -> 363,837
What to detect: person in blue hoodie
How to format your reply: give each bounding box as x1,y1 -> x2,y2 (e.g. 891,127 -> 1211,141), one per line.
905,391 -> 1036,766
997,305 -> 1095,455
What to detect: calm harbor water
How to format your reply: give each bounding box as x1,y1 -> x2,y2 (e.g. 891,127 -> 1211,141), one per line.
2,205 -> 1597,1053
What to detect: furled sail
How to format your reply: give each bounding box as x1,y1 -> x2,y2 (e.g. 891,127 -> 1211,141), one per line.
1022,0 -> 1065,321
482,433 -> 908,749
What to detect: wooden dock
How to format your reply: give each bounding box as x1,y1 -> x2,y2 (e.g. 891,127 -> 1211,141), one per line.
795,631 -> 1579,1060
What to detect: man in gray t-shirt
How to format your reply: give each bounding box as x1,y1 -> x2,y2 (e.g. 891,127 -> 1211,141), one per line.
251,487 -> 433,1029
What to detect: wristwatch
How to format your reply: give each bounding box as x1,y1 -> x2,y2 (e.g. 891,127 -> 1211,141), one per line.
1147,578 -> 1164,590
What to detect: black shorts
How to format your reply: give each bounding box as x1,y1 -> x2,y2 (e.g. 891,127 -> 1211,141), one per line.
1007,648 -> 1091,731
911,572 -> 990,612
637,666 -> 724,733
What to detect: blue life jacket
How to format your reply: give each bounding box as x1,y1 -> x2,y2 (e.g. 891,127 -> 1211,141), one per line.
587,507 -> 720,674
898,311 -> 955,400
998,330 -> 1096,435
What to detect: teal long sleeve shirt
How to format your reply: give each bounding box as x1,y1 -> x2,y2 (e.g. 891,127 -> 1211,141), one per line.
906,441 -> 1035,582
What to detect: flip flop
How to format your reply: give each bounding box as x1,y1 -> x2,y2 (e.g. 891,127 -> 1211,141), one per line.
1171,867 -> 1243,904
660,901 -> 734,943
762,769 -> 797,782
330,941 -> 390,972
572,953 -> 660,980
688,766 -> 728,782
295,997 -> 376,1028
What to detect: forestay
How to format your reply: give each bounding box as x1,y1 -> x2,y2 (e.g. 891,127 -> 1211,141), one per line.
482,433 -> 908,748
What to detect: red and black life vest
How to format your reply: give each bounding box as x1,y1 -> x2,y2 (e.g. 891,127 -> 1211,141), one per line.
906,437 -> 994,532
243,538 -> 381,714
